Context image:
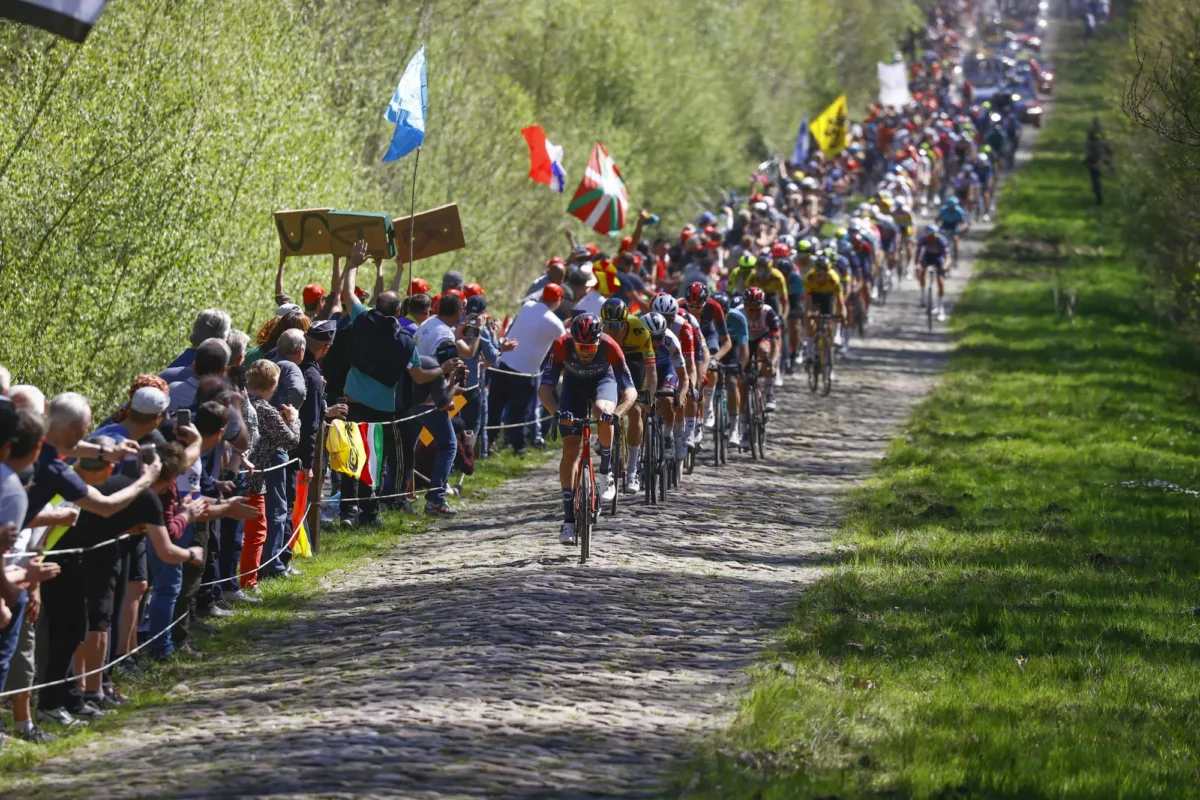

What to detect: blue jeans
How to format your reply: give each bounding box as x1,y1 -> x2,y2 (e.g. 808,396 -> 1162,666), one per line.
146,525 -> 191,659
259,450 -> 290,578
428,409 -> 457,505
0,589 -> 27,693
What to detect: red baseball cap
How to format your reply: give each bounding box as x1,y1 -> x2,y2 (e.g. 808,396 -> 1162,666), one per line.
410,278 -> 431,295
463,283 -> 484,298
619,236 -> 634,253
548,256 -> 565,268
542,283 -> 564,302
584,243 -> 600,257
302,283 -> 326,306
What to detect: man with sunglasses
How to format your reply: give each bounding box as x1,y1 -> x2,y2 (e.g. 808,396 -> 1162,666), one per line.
538,314 -> 637,545
683,282 -> 731,433
599,298 -> 656,495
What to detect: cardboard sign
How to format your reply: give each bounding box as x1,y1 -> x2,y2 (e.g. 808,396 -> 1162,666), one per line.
392,204 -> 466,263
275,209 -> 396,259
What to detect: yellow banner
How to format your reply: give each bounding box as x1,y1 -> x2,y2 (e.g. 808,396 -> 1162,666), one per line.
810,94 -> 849,155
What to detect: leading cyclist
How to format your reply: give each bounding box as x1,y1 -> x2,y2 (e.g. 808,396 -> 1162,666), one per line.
539,314 -> 638,545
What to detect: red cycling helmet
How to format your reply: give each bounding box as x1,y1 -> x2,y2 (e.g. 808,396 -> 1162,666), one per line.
463,283 -> 484,298
685,282 -> 709,307
771,242 -> 791,259
571,313 -> 602,345
745,287 -> 766,307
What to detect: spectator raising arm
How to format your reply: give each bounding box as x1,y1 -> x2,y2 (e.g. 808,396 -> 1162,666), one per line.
317,256 -> 342,321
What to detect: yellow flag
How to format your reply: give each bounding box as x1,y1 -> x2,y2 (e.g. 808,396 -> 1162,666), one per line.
810,94 -> 849,155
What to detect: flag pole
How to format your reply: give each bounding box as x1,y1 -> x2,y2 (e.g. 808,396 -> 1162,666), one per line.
406,145 -> 421,296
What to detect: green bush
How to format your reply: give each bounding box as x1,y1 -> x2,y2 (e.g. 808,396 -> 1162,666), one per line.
0,0 -> 917,410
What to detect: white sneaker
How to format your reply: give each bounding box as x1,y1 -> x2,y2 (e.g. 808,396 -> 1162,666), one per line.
766,398 -> 777,412
870,285 -> 880,300
600,472 -> 616,503
627,473 -> 641,494
937,308 -> 947,321
830,369 -> 837,382
559,522 -> 577,545
983,213 -> 991,222
729,427 -> 743,446
222,589 -> 262,605
833,331 -> 843,347
36,707 -> 85,728
776,373 -> 785,388
704,403 -> 716,429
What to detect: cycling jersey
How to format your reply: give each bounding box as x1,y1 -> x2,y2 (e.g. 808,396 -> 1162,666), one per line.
785,269 -> 806,315
803,267 -> 844,298
745,267 -> 789,302
617,315 -> 655,362
654,328 -> 686,373
668,315 -> 695,360
690,297 -> 730,345
725,308 -> 749,347
744,306 -> 782,342
938,203 -> 967,232
541,333 -> 634,390
892,208 -> 915,233
916,233 -> 950,264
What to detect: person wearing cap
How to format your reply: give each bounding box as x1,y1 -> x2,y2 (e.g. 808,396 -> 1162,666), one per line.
297,320 -> 339,486
441,270 -> 465,295
524,257 -> 568,299
488,284 -> 564,455
459,293 -> 515,458
409,278 -> 431,296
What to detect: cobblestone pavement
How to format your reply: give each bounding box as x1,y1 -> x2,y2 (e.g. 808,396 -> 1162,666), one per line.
15,208 -> 1005,798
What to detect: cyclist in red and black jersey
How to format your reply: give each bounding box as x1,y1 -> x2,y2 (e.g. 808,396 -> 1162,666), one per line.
539,313 -> 637,544
684,282 -> 732,433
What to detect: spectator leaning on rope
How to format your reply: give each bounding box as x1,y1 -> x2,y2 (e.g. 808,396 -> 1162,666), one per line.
339,241 -> 458,526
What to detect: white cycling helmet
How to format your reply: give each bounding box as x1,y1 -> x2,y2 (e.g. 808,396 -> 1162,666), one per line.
651,293 -> 679,319
642,311 -> 668,338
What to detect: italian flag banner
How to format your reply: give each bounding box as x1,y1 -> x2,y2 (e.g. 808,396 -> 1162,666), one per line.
358,423 -> 386,487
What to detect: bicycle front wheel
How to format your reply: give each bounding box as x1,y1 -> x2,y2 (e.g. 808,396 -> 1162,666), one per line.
578,465 -> 593,564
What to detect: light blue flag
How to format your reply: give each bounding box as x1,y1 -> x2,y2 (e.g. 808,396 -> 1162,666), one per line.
791,113 -> 810,166
383,46 -> 427,163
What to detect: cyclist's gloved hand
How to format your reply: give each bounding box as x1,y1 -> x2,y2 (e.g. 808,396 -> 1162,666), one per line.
598,412 -> 617,424
556,410 -> 574,425
688,388 -> 701,402
636,391 -> 649,405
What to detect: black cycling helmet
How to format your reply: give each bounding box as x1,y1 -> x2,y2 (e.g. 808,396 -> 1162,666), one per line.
711,291 -> 730,313
775,257 -> 794,273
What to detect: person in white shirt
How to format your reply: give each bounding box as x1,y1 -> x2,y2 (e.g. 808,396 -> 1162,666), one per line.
487,284 -> 565,454
415,293 -> 479,361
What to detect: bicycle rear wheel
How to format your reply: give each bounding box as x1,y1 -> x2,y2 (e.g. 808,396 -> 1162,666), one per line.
645,415 -> 656,506
609,421 -> 622,517
808,350 -> 820,393
747,388 -> 761,461
712,386 -> 724,468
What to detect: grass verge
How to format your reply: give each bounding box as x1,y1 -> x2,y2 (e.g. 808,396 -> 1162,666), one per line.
0,445 -> 551,780
674,21 -> 1200,799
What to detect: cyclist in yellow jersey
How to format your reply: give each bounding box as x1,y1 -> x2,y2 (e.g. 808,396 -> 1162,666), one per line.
600,297 -> 657,495
802,254 -> 845,375
892,201 -> 916,272
745,258 -> 790,320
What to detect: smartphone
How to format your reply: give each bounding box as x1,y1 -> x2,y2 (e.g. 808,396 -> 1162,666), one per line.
175,408 -> 191,428
139,444 -> 157,463
335,397 -> 346,406
455,366 -> 468,385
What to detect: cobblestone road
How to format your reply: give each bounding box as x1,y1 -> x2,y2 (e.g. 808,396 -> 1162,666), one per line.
16,203 -> 1006,799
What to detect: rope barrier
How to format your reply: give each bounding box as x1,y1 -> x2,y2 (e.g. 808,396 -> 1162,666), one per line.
235,457 -> 299,477
0,611 -> 189,700
483,413 -> 555,432
486,365 -> 539,378
197,511 -> 307,588
3,533 -> 134,561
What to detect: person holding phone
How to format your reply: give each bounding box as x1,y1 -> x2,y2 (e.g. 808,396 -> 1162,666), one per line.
396,340 -> 463,516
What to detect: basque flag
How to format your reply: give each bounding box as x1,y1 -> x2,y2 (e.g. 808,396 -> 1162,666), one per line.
1,0 -> 109,42
520,125 -> 566,193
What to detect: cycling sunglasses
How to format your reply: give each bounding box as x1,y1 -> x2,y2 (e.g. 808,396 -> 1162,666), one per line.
575,342 -> 599,355
601,320 -> 623,330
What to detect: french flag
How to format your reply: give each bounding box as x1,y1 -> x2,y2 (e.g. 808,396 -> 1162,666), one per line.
521,125 -> 566,193
1,0 -> 109,43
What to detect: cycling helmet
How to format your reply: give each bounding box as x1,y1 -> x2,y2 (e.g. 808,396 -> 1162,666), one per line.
745,287 -> 766,307
738,253 -> 757,269
778,234 -> 796,248
813,254 -> 831,270
775,257 -> 794,273
650,293 -> 679,319
711,292 -> 730,313
925,223 -> 939,236
771,242 -> 791,259
571,313 -> 602,345
685,281 -> 709,306
796,239 -> 814,255
801,176 -> 819,191
600,296 -> 628,324
642,311 -> 668,338
837,239 -> 853,255
730,292 -> 745,309
981,144 -> 993,155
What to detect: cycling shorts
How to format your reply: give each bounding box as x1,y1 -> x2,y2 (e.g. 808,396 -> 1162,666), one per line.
656,368 -> 680,394
921,256 -> 948,278
558,371 -> 618,437
810,292 -> 836,317
626,356 -> 646,394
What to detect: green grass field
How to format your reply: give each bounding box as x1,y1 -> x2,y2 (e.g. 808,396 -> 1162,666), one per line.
675,23 -> 1200,799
